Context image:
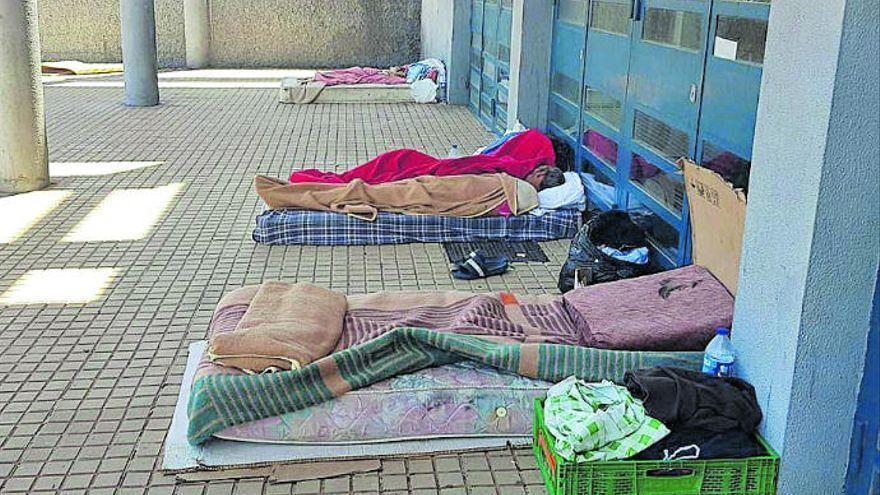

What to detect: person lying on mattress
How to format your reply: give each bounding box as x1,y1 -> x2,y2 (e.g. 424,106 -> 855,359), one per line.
254,172 -> 542,221
287,129 -> 567,192
265,129 -> 584,219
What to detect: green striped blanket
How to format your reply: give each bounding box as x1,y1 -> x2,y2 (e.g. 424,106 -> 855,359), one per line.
188,327 -> 702,444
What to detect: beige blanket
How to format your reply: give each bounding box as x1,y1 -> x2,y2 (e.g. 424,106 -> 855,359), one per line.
254,173 -> 538,221
279,78 -> 326,104
207,282 -> 347,372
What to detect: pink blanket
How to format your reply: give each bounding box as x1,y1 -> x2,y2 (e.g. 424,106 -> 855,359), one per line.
289,129 -> 556,184
313,67 -> 407,86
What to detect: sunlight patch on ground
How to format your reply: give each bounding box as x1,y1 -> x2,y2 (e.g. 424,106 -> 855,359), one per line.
50,161 -> 163,177
0,190 -> 72,243
0,268 -> 117,305
63,183 -> 184,242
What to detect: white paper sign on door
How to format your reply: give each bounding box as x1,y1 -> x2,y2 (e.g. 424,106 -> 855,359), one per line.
714,37 -> 739,61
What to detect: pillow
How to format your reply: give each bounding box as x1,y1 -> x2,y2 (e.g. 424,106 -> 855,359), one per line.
563,265 -> 734,351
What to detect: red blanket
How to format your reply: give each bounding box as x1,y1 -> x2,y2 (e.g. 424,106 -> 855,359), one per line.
288,129 -> 556,184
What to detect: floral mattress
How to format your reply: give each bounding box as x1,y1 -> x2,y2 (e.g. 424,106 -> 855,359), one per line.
214,361 -> 551,443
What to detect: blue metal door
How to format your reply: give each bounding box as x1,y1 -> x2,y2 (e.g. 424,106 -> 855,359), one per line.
697,0 -> 769,186
619,0 -> 712,267
579,0 -> 636,210
494,0 -> 513,132
480,0 -> 500,128
469,0 -> 484,117
547,0 -> 589,145
846,271 -> 880,495
468,0 -> 513,135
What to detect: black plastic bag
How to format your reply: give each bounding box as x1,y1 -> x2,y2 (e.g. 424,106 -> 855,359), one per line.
557,210 -> 651,293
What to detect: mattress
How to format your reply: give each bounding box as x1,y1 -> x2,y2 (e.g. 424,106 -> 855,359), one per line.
208,291 -> 555,444
279,83 -> 414,104
253,208 -> 580,245
215,361 -> 551,444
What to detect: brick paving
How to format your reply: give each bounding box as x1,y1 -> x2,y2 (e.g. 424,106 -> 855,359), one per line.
0,77 -> 561,494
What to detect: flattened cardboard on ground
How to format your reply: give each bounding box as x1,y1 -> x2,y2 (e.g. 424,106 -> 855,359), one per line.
682,159 -> 747,294
175,459 -> 380,483
270,459 -> 381,482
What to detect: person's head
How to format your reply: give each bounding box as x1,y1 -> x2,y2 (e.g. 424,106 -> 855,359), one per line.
526,165 -> 565,191
550,137 -> 574,171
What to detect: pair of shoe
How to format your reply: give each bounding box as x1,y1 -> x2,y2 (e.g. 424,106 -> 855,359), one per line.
451,250 -> 510,280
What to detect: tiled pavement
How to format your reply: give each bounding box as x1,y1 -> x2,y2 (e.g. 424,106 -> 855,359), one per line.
0,77 -> 565,494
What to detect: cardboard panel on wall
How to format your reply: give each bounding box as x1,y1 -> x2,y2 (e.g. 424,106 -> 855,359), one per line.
682,159 -> 747,294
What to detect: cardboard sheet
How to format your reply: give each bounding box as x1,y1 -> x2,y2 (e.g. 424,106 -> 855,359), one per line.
682,159 -> 747,294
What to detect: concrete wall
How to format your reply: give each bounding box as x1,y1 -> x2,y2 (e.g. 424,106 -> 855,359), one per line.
420,0 -> 469,104
37,0 -> 186,67
36,0 -> 421,68
420,0 -> 454,62
732,0 -> 880,492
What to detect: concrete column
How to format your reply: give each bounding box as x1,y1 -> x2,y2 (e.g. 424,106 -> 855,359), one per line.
507,0 -> 553,129
184,0 -> 210,69
120,0 -> 159,106
732,0 -> 879,493
0,0 -> 49,194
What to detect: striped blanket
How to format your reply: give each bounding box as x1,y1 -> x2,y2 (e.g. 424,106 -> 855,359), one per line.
187,287 -> 703,444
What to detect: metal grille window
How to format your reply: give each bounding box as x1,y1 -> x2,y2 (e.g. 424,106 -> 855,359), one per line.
583,128 -> 619,167
558,0 -> 588,26
643,8 -> 703,51
633,111 -> 690,164
701,141 -> 752,192
590,1 -> 630,35
628,199 -> 681,257
714,16 -> 768,64
549,101 -> 578,135
583,87 -> 623,129
551,73 -> 581,105
629,153 -> 685,214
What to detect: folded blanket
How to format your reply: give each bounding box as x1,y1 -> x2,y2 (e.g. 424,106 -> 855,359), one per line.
208,282 -> 347,372
254,173 -> 538,221
207,284 -> 582,374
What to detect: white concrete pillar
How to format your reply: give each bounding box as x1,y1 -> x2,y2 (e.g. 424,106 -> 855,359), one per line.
184,0 -> 210,69
120,0 -> 160,106
0,0 -> 49,194
508,0 -> 553,129
732,0 -> 879,493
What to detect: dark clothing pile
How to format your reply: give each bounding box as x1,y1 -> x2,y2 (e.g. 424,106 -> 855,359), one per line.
557,210 -> 651,293
624,367 -> 766,460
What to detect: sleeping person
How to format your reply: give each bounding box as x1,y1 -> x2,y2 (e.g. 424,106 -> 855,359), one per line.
288,129 -> 565,191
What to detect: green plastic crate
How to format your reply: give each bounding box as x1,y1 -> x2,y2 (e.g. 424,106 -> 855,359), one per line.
532,399 -> 779,495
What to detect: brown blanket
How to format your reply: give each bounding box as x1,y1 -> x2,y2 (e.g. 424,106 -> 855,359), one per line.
254,173 -> 538,221
207,282 -> 347,372
205,283 -> 581,374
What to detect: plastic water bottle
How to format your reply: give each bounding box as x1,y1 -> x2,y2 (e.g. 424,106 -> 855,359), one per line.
702,327 -> 735,377
448,144 -> 462,158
